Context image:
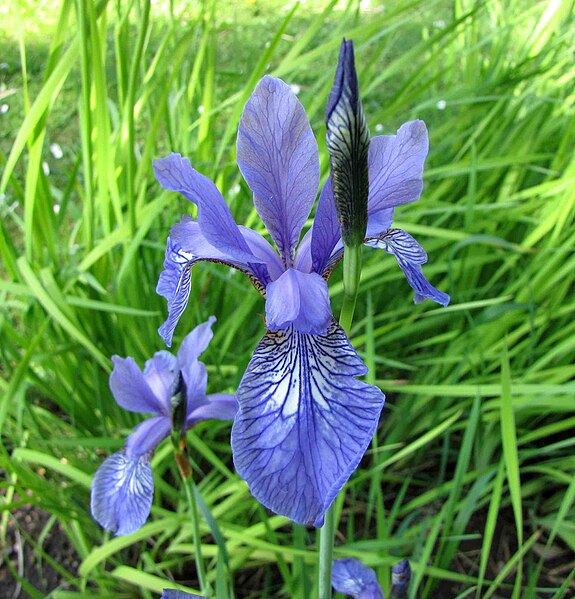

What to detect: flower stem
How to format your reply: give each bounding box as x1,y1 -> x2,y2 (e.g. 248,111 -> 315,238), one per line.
318,243 -> 363,599
174,440 -> 209,596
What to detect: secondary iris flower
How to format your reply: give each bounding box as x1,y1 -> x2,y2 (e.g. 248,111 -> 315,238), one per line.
161,590 -> 204,599
90,318 -> 237,535
154,73 -> 448,525
332,558 -> 384,599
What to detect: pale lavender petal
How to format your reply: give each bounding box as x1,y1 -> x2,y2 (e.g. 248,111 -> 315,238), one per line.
332,558 -> 384,599
153,153 -> 265,264
161,590 -> 204,599
125,415 -> 171,457
109,356 -> 164,414
293,227 -> 313,273
310,177 -> 341,275
365,229 -> 450,306
237,75 -> 320,263
368,121 -> 428,213
187,393 -> 238,427
231,323 -> 385,526
90,452 -> 154,536
143,350 -> 178,412
265,268 -> 332,335
177,316 -> 216,366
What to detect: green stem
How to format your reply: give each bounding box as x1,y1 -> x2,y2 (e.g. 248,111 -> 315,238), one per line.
174,441 -> 209,596
318,243 -> 363,599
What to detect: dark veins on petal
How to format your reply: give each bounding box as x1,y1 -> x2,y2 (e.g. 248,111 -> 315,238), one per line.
231,322 -> 385,526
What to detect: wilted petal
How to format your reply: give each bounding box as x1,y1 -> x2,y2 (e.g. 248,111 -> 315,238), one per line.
177,316 -> 216,366
153,153 -> 265,264
231,323 -> 385,526
143,351 -> 177,410
109,356 -> 164,414
161,590 -> 204,599
368,121 -> 428,213
237,75 -> 320,262
125,415 -> 171,457
365,229 -> 450,306
265,269 -> 332,335
90,452 -> 154,536
332,558 -> 384,599
187,393 -> 238,427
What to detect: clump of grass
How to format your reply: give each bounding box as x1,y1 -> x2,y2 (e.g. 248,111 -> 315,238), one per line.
1,0 -> 574,597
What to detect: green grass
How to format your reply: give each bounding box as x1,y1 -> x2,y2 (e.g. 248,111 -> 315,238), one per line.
1,0 -> 574,597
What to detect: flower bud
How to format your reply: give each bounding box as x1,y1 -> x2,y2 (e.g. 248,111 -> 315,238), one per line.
326,38 -> 370,248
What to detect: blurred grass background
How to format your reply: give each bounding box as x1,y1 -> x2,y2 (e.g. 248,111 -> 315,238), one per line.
1,0 -> 574,597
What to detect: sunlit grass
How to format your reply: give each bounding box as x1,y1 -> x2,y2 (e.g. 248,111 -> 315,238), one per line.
1,0 -> 574,597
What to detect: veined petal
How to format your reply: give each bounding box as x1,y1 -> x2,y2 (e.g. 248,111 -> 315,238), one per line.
368,121 -> 428,213
332,559 -> 384,599
143,351 -> 178,411
90,451 -> 154,536
366,208 -> 394,238
265,269 -> 332,335
187,393 -> 238,427
153,153 -> 265,265
237,75 -> 320,263
110,356 -> 164,414
365,229 -> 450,306
177,316 -> 216,367
125,415 -> 171,458
231,323 -> 385,526
156,238 -> 199,347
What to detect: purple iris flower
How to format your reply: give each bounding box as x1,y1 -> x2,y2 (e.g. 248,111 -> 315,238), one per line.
390,560 -> 411,598
332,558 -> 384,599
90,317 -> 237,536
153,75 -> 448,525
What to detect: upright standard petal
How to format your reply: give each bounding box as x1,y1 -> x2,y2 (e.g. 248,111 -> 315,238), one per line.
143,351 -> 178,410
390,560 -> 411,598
90,452 -> 154,536
237,75 -> 320,263
109,356 -> 164,414
365,229 -> 450,306
265,269 -> 332,335
153,153 -> 265,265
332,559 -> 384,599
231,323 -> 385,526
310,178 -> 341,275
368,121 -> 429,213
177,316 -> 216,367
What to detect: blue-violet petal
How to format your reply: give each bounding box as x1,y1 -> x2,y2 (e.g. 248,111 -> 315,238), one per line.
368,121 -> 428,213
90,452 -> 154,536
231,323 -> 385,526
109,356 -> 165,415
237,75 -> 320,263
332,558 -> 384,599
365,229 -> 450,306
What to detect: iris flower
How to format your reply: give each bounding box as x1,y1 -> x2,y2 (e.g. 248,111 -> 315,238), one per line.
154,75 -> 448,526
90,318 -> 237,535
332,558 -> 384,599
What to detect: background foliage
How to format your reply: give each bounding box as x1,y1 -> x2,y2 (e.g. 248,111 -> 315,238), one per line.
1,0 -> 574,597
